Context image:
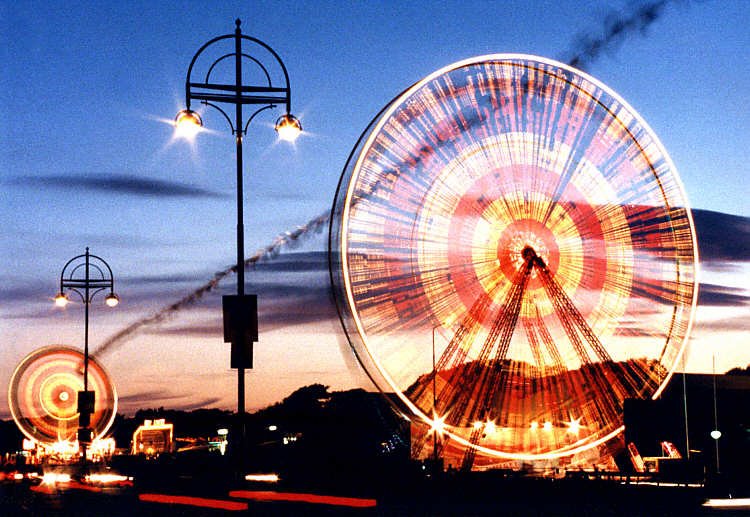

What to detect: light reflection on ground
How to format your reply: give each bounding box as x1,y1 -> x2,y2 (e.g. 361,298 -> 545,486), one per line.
229,489 -> 377,508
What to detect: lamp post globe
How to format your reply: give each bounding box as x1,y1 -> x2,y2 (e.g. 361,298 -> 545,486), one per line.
274,113 -> 302,142
54,292 -> 69,307
174,109 -> 203,140
105,293 -> 120,307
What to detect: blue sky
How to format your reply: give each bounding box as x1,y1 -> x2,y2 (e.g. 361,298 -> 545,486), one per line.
1,0 -> 748,417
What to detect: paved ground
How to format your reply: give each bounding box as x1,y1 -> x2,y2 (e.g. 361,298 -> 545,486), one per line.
1,470 -> 747,516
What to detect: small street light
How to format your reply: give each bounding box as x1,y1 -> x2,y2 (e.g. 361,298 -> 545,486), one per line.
54,247 -> 118,464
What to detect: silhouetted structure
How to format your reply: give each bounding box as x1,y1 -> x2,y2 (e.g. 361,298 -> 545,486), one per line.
624,371 -> 750,493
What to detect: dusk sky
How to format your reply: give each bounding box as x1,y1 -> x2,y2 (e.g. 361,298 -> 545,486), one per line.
1,0 -> 748,419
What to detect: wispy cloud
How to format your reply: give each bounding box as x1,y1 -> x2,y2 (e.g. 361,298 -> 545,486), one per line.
249,251 -> 329,273
695,315 -> 750,333
116,390 -> 225,413
697,283 -> 750,307
148,322 -> 223,338
8,173 -> 228,199
7,208 -> 746,355
170,397 -> 224,412
117,390 -> 185,403
693,209 -> 750,263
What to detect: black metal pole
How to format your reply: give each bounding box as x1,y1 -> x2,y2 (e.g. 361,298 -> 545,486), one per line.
712,353 -> 720,473
83,248 -> 90,392
682,357 -> 690,460
82,248 -> 90,465
432,327 -> 437,468
57,248 -> 116,467
234,19 -> 246,468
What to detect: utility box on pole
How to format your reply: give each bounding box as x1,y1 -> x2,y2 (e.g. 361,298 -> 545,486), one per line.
223,294 -> 258,369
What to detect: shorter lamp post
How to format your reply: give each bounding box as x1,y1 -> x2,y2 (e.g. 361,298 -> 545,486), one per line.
54,248 -> 118,463
711,353 -> 721,474
432,326 -> 438,468
429,325 -> 447,474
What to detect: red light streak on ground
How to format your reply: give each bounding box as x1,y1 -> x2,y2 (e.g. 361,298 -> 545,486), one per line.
31,480 -> 103,494
30,484 -> 56,495
138,493 -> 248,511
229,490 -> 377,508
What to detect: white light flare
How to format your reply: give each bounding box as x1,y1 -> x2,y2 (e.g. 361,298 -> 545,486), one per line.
566,417 -> 582,435
429,413 -> 447,435
274,113 -> 302,142
85,473 -> 133,485
245,473 -> 280,483
42,472 -> 71,484
54,293 -> 69,307
174,109 -> 204,142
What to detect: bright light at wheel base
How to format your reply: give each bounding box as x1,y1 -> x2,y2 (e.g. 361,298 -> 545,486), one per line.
429,414 -> 446,435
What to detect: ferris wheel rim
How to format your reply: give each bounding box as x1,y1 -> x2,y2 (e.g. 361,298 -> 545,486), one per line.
8,344 -> 118,444
332,54 -> 699,460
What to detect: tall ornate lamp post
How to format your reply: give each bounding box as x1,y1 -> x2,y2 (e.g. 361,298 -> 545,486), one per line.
174,19 -> 302,465
54,247 -> 119,463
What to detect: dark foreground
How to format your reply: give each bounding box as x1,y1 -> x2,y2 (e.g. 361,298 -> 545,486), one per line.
2,470 -> 748,517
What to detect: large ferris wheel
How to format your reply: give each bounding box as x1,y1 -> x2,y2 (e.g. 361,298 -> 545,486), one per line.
329,55 -> 698,467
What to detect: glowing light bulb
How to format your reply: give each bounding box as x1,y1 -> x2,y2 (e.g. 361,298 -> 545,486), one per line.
274,113 -> 302,142
105,293 -> 119,307
174,109 -> 203,140
566,417 -> 582,435
54,292 -> 69,307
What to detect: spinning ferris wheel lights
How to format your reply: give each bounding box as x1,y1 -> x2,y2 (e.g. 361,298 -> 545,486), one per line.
8,346 -> 117,447
329,54 -> 698,467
